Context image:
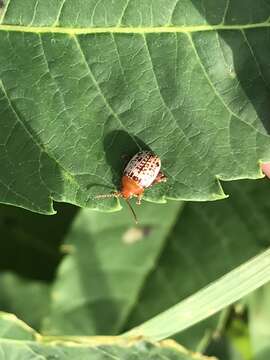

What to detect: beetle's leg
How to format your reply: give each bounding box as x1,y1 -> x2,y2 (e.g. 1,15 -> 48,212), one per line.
146,171 -> 167,190
95,191 -> 121,199
153,171 -> 167,185
136,194 -> 142,205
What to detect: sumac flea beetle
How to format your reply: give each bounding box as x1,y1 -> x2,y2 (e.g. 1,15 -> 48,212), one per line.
96,150 -> 167,223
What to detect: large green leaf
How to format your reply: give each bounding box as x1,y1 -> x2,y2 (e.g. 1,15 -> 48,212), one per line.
43,201 -> 181,335
0,313 -> 213,360
1,1 -> 270,213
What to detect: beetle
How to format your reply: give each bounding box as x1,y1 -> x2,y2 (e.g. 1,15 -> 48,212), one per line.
96,150 -> 167,223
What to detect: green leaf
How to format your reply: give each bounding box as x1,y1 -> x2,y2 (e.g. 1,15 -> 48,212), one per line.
0,313 -> 213,360
0,339 -> 213,360
0,272 -> 50,331
126,247 -> 270,341
248,284 -> 270,360
0,340 -> 213,360
1,1 -> 270,213
43,201 -> 181,335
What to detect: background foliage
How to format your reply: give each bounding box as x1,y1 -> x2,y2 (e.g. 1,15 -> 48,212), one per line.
1,0 -> 270,359
1,178 -> 270,359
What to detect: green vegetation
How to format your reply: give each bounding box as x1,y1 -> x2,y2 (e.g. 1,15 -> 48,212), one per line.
1,1 -> 270,358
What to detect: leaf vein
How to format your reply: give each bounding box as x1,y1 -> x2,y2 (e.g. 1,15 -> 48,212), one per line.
116,0 -> 130,27
1,22 -> 270,34
221,0 -> 230,25
53,0 -> 67,27
0,0 -> 11,24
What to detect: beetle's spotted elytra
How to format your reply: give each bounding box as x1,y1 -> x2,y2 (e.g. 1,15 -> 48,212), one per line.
96,150 -> 167,223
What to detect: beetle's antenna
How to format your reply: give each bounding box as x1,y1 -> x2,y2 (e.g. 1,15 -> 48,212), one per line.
95,192 -> 121,199
125,198 -> 138,224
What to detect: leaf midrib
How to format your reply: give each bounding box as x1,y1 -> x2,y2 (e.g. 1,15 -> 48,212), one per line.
0,22 -> 270,35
